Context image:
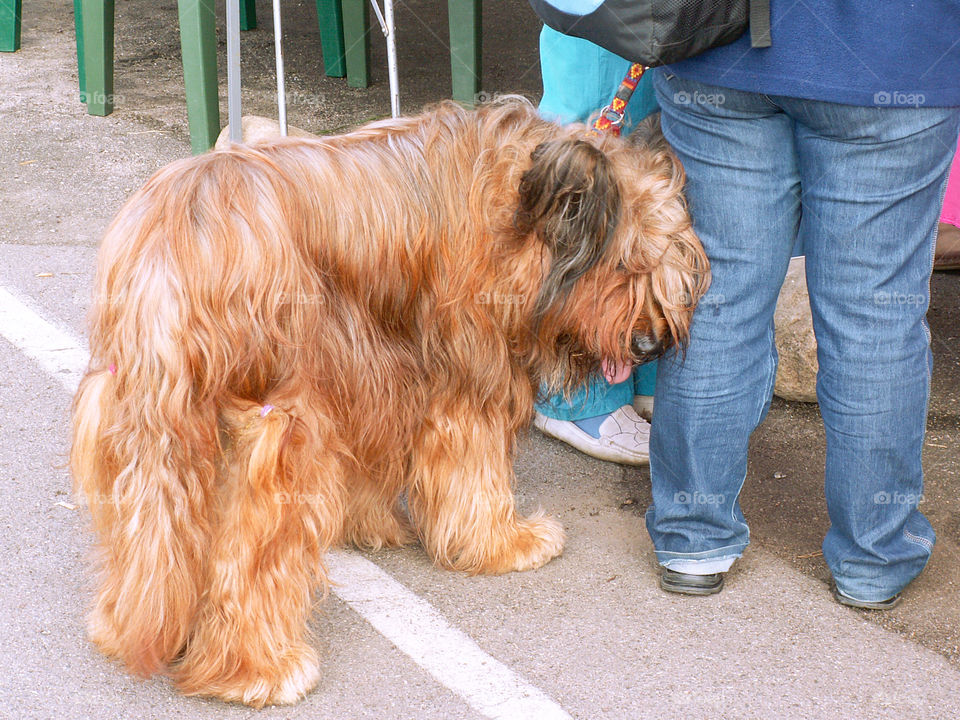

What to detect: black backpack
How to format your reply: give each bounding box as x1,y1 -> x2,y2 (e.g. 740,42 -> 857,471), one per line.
528,0 -> 771,67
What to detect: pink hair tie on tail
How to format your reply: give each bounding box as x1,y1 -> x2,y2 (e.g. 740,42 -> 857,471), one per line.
108,364 -> 117,375
260,404 -> 275,417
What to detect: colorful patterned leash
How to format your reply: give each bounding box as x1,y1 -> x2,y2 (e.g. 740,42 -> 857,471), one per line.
592,63 -> 647,136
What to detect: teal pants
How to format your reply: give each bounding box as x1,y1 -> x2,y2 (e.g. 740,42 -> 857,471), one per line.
536,26 -> 659,421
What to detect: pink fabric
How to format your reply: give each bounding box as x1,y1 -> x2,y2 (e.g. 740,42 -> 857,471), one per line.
942,137 -> 960,227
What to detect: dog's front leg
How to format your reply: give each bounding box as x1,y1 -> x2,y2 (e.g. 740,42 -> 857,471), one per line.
407,401 -> 565,574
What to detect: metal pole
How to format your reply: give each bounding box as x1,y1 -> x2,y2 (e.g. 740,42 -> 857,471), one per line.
272,0 -> 288,136
384,0 -> 399,117
226,0 -> 242,142
369,0 -> 399,117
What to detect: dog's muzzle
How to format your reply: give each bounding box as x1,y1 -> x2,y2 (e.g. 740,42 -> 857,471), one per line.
631,332 -> 666,365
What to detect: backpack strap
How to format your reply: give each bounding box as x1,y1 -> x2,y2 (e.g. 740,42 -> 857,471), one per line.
750,0 -> 772,47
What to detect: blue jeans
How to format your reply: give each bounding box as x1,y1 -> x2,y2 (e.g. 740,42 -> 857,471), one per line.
646,71 -> 960,602
536,26 -> 659,420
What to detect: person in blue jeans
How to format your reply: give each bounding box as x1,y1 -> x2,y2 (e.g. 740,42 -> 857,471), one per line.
533,26 -> 659,466
645,4 -> 960,607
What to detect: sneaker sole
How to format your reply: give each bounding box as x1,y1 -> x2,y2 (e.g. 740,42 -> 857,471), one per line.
660,573 -> 724,596
833,586 -> 901,610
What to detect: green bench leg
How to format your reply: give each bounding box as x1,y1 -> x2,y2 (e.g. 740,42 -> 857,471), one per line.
239,0 -> 256,31
448,0 -> 480,106
80,0 -> 114,115
0,0 -> 22,52
341,0 -> 369,88
316,0 -> 345,77
178,0 -> 220,154
74,0 -> 85,99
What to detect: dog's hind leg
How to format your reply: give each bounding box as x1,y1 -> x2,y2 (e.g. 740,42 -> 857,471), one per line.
174,398 -> 346,707
407,402 -> 565,575
72,367 -> 219,677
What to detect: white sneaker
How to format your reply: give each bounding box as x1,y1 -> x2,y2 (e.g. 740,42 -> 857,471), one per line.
533,405 -> 650,465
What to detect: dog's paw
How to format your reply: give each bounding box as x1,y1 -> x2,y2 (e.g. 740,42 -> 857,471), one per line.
232,644 -> 321,707
87,605 -> 174,676
344,507 -> 416,550
506,512 -> 565,572
178,642 -> 320,708
471,511 -> 565,574
87,607 -> 123,660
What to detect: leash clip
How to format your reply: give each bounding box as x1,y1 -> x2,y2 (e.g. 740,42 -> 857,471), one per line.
598,105 -> 626,128
591,62 -> 647,138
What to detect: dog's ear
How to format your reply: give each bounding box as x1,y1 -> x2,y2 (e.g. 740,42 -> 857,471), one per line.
515,138 -> 621,322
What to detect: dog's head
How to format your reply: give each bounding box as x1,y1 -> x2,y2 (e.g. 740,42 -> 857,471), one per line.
514,116 -> 710,393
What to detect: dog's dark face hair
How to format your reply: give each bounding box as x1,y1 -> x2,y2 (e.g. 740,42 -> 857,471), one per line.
514,116 -> 709,392
516,138 -> 622,321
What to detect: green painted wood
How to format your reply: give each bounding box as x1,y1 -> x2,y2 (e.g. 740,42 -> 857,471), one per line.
316,0 -> 345,78
178,0 -> 220,153
239,0 -> 257,31
74,0 -> 85,98
448,0 -> 481,106
0,0 -> 22,52
80,0 -> 114,115
341,0 -> 369,88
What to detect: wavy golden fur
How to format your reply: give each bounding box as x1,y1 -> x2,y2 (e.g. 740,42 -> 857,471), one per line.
70,98 -> 708,706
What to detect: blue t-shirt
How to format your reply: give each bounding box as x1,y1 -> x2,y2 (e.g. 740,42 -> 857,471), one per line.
667,1 -> 960,107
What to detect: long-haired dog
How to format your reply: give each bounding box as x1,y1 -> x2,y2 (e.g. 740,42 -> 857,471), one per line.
71,98 -> 708,706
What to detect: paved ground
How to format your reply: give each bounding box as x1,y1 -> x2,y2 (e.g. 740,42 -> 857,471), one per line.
1,1 -> 959,718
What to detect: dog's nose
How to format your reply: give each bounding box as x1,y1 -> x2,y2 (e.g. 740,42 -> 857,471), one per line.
631,332 -> 664,364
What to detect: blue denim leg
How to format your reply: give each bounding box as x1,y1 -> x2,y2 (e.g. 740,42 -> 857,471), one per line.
647,70 -> 960,597
780,98 -> 960,601
646,71 -> 803,571
536,26 -> 659,421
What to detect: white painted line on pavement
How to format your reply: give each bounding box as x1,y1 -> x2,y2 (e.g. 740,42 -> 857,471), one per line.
0,286 -> 88,394
329,550 -> 572,720
0,285 -> 573,720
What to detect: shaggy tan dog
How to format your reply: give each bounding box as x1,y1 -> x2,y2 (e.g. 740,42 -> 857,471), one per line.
70,98 -> 708,706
